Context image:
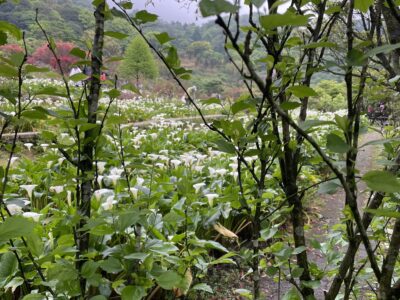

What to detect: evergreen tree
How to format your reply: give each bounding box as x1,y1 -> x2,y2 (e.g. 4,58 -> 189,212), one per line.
119,35 -> 158,85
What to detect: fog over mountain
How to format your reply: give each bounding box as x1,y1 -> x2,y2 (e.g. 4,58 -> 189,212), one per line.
108,0 -> 271,25
134,0 -> 207,24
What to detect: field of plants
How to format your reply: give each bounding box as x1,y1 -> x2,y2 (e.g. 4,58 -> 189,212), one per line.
2,0 -> 400,299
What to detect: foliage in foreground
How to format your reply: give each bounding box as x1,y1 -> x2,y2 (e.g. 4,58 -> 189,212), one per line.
1,0 -> 400,300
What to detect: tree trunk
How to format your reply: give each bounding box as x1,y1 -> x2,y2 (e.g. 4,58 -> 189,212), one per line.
77,1 -> 105,295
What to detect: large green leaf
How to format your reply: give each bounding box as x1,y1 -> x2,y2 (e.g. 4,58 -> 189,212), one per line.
154,32 -> 174,44
214,139 -> 236,154
260,12 -> 309,29
365,208 -> 400,218
326,133 -> 350,153
280,101 -> 302,110
26,233 -> 44,258
0,64 -> 18,77
70,47 -> 87,59
287,85 -> 317,97
199,0 -> 238,17
318,180 -> 341,194
362,170 -> 400,193
0,216 -> 35,243
99,257 -> 123,274
354,0 -> 374,12
121,286 -> 146,300
134,10 -> 158,23
155,270 -> 183,290
104,31 -> 129,40
22,295 -> 46,300
282,287 -> 301,300
0,21 -> 22,41
231,100 -> 256,114
192,283 -> 213,293
0,252 -> 18,280
364,43 -> 400,58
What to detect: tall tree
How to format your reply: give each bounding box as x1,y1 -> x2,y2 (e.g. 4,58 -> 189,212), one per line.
119,35 -> 158,85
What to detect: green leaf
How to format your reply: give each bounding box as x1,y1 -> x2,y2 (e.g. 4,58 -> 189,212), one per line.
0,31 -> 6,45
25,65 -> 49,73
260,12 -> 309,30
0,252 -> 18,279
4,276 -> 23,293
292,246 -> 306,255
260,227 -> 278,241
281,101 -> 302,110
99,257 -> 123,274
199,0 -> 238,17
318,180 -> 341,194
166,46 -> 180,68
347,49 -> 367,66
121,286 -> 146,300
104,31 -> 129,40
286,86 -> 317,98
0,216 -> 35,243
291,267 -> 304,278
326,133 -> 350,153
365,208 -> 400,218
154,32 -> 174,44
9,52 -> 24,66
302,280 -> 320,289
334,114 -> 348,132
69,73 -> 87,82
35,86 -> 67,97
354,0 -> 373,12
325,5 -> 341,14
22,295 -> 46,300
106,88 -> 121,98
282,287 -> 301,300
364,43 -> 400,58
155,270 -> 183,290
0,64 -> 18,77
149,243 -> 178,255
247,0 -> 267,8
214,139 -> 236,154
26,233 -> 44,258
231,100 -> 256,114
0,21 -> 22,41
299,119 -> 335,131
234,289 -> 253,299
201,97 -> 221,105
191,239 -> 229,252
121,1 -> 133,9
70,47 -> 87,59
81,261 -> 98,279
124,253 -> 149,261
192,283 -> 213,293
135,10 -> 158,23
362,170 -> 400,193
21,109 -> 48,120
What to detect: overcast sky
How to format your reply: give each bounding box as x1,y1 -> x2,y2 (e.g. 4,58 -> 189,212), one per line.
132,0 -> 210,24
131,0 -> 271,25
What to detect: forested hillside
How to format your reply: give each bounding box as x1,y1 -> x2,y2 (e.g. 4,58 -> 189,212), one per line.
1,0 -> 400,299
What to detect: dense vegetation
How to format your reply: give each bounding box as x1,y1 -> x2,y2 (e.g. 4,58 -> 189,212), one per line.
1,0 -> 400,300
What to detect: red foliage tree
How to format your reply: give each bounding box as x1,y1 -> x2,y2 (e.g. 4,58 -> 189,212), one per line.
0,44 -> 23,56
28,41 -> 78,73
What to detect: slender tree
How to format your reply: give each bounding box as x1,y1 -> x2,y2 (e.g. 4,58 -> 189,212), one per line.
119,35 -> 158,86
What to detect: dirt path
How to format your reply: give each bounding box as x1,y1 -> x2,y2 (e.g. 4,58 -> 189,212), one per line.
307,130 -> 381,297
260,131 -> 381,299
310,131 -> 381,232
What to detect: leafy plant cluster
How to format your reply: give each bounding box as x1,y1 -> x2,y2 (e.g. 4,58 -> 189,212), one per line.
1,0 -> 400,300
